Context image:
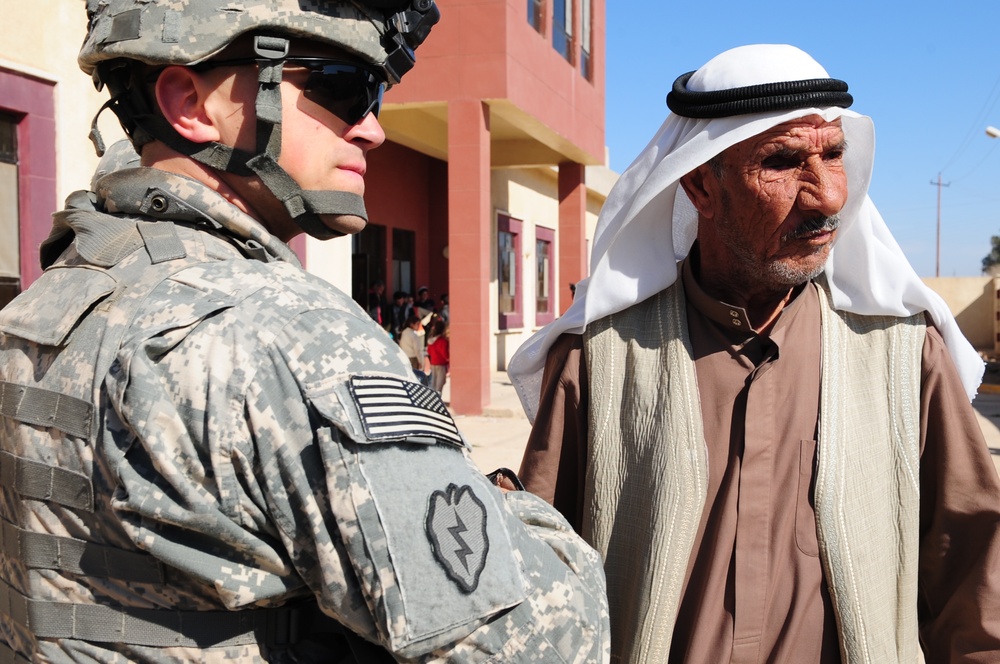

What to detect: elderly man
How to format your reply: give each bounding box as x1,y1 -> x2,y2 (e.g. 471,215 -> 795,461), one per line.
509,44 -> 1000,663
0,1 -> 609,661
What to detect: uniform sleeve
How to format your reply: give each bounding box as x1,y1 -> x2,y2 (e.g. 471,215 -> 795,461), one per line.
108,278 -> 609,661
918,324 -> 1000,661
519,333 -> 590,532
248,310 -> 610,662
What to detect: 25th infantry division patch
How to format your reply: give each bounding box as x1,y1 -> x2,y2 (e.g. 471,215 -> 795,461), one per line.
426,484 -> 489,593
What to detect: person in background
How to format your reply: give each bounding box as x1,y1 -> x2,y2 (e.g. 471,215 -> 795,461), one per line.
390,289 -> 408,340
399,313 -> 429,384
0,0 -> 610,660
366,278 -> 389,330
414,285 -> 436,318
427,317 -> 450,394
509,43 -> 1000,663
438,292 -> 450,323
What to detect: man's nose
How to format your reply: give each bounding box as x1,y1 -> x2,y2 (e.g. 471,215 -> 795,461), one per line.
798,162 -> 848,217
348,111 -> 386,148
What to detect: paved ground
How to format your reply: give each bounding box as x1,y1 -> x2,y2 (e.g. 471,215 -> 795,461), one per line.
443,372 -> 532,473
449,372 -> 1000,480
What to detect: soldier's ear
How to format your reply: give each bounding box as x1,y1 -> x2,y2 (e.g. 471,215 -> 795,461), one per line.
154,66 -> 224,144
679,163 -> 720,221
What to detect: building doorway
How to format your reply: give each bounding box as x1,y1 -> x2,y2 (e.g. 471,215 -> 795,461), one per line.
351,223 -> 386,310
392,228 -> 415,297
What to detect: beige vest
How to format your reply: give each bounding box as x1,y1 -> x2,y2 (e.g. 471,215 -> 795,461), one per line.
583,279 -> 924,663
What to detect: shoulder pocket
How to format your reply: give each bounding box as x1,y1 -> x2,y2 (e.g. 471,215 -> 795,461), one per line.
0,267 -> 116,346
311,374 -> 529,655
311,374 -> 467,450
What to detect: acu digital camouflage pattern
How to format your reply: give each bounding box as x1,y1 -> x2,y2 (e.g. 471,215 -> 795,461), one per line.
0,167 -> 610,662
90,138 -> 141,190
80,0 -> 390,73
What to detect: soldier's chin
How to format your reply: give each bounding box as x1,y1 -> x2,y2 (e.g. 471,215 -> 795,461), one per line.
319,213 -> 367,237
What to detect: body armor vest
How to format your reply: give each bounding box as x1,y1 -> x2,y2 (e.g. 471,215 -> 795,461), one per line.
0,193 -> 358,662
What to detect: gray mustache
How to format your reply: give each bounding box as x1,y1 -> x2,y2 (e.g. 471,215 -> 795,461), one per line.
784,215 -> 840,242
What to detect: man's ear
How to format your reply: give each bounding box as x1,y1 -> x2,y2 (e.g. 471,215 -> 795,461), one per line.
679,163 -> 718,220
154,66 -> 223,144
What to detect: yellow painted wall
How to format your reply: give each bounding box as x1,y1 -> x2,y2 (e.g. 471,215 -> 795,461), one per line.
923,276 -> 995,352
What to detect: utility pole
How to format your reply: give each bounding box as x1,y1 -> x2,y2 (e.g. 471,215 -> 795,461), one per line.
930,173 -> 951,277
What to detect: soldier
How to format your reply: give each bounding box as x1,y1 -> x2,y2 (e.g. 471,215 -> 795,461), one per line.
0,1 -> 609,662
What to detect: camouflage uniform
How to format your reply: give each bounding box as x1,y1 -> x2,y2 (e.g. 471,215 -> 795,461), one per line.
0,166 -> 610,662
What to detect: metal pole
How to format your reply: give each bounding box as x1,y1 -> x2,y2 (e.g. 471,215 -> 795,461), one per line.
930,173 -> 950,277
936,172 -> 941,278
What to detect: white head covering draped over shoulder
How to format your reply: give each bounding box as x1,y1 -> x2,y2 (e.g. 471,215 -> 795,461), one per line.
508,44 -> 984,422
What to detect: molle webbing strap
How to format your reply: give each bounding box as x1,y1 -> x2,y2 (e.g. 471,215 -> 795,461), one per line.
0,581 -> 300,648
0,520 -> 167,584
0,577 -> 303,648
0,452 -> 94,513
0,381 -> 92,441
666,73 -> 853,118
136,221 -> 186,264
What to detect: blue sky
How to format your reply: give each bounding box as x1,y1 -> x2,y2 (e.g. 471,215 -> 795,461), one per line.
604,2 -> 1000,277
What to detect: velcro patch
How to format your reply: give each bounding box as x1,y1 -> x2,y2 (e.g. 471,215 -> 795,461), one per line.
104,9 -> 141,44
426,484 -> 489,594
349,375 -> 463,447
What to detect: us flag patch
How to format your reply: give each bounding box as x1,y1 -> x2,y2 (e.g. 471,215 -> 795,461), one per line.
349,376 -> 464,447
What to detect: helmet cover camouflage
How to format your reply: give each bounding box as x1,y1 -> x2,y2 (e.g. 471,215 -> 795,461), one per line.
80,1 -> 394,75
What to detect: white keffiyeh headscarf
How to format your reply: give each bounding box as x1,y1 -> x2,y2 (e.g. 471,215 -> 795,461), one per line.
509,44 -> 984,422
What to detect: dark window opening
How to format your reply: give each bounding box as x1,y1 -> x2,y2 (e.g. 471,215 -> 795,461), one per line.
498,214 -> 523,329
527,0 -> 543,32
553,0 -> 573,62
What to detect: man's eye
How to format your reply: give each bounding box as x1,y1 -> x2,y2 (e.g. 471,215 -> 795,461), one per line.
824,149 -> 845,161
761,155 -> 799,170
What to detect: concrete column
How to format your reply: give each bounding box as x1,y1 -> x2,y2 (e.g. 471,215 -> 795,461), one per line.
558,161 -> 587,314
448,100 -> 491,415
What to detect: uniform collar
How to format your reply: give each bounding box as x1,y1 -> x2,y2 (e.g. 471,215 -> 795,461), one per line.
94,167 -> 301,266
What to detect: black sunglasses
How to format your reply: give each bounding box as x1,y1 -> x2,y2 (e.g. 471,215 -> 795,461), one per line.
193,57 -> 386,126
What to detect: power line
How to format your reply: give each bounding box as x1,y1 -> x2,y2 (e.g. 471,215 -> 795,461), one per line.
947,138 -> 1000,184
938,72 -> 1000,175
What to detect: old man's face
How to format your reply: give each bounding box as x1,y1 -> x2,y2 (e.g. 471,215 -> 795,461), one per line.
693,115 -> 849,293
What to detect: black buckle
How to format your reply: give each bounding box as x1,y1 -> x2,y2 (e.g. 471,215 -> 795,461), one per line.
263,606 -> 300,648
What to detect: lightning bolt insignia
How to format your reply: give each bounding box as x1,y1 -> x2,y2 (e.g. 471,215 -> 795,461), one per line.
448,510 -> 474,572
427,483 -> 489,594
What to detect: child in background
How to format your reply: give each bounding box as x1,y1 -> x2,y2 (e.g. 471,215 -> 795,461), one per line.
399,314 -> 429,385
426,318 -> 450,394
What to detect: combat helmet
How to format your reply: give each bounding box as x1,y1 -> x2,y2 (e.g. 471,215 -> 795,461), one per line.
80,0 -> 439,239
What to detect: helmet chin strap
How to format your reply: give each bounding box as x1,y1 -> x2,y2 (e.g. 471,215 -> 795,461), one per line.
114,35 -> 370,240
240,35 -> 370,240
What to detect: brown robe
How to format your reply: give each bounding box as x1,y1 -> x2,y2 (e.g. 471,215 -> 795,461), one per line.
520,259 -> 1000,663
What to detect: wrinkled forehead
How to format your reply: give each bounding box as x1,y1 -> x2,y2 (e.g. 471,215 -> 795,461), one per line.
713,115 -> 845,173
746,114 -> 845,147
